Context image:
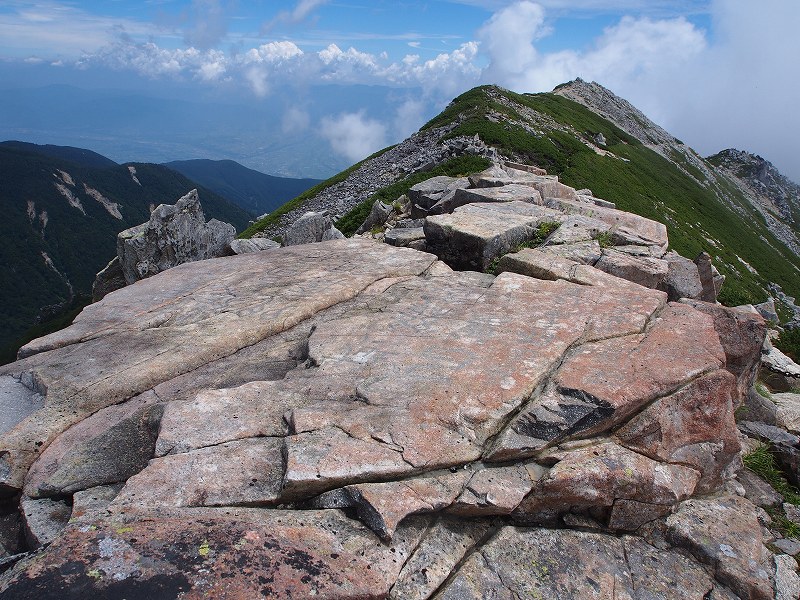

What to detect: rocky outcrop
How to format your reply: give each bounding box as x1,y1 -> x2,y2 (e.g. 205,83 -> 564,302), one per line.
710,149 -> 800,225
0,219 -> 782,597
228,238 -> 280,254
362,162 -> 716,303
92,189 -> 236,300
118,189 -> 235,285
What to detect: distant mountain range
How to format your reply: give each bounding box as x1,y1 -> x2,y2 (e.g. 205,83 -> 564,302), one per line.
164,159 -> 321,217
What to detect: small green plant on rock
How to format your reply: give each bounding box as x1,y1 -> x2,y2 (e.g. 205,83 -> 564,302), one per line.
743,444 -> 800,503
595,230 -> 614,249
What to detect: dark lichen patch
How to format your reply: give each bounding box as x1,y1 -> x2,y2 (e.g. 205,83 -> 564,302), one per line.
0,562 -> 191,600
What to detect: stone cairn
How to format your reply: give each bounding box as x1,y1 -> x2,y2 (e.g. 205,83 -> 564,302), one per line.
1,162 -> 798,599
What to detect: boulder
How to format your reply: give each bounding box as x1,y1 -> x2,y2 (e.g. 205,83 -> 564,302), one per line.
384,227 -> 425,247
282,210 -> 345,246
110,437 -> 285,508
512,441 -> 700,529
775,554 -> 800,600
310,469 -> 472,540
117,189 -> 236,285
616,369 -> 740,493
595,248 -> 669,289
19,497 -> 71,549
424,201 -> 560,270
680,299 -> 766,400
754,297 -> 779,323
542,214 -> 607,245
490,303 -> 723,461
736,468 -> 784,508
695,251 -> 719,302
355,199 -> 393,234
70,484 -> 123,521
666,495 -> 774,600
774,392 -> 800,434
449,183 -> 543,207
539,239 -> 602,264
660,251 -> 704,301
0,376 -> 44,438
407,176 -> 468,211
23,394 -> 163,498
739,421 -> 800,487
761,339 -> 800,391
740,385 -> 779,425
228,238 -> 280,254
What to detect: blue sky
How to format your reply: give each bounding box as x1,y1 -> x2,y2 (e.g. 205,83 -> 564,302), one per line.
0,0 -> 798,181
0,1 -> 711,59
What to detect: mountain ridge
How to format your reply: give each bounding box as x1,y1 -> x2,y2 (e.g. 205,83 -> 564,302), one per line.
245,81 -> 800,311
553,79 -> 800,255
0,140 -> 119,169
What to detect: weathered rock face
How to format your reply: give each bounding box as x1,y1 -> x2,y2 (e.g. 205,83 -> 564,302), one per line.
90,256 -> 126,302
0,231 -> 776,597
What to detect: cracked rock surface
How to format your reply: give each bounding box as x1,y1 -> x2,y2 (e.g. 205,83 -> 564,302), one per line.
0,200 -> 782,597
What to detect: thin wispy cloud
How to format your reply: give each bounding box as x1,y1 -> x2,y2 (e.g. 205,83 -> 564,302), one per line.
0,1 -> 169,58
444,0 -> 709,15
261,0 -> 329,33
182,0 -> 231,50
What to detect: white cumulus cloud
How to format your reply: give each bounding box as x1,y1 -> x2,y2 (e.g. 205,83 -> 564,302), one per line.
473,0 -> 799,180
320,111 -> 387,162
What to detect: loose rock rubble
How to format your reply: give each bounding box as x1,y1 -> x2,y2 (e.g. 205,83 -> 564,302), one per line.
0,161 -> 796,598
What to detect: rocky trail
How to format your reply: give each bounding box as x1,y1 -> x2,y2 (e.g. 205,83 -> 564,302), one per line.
0,162 -> 799,599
